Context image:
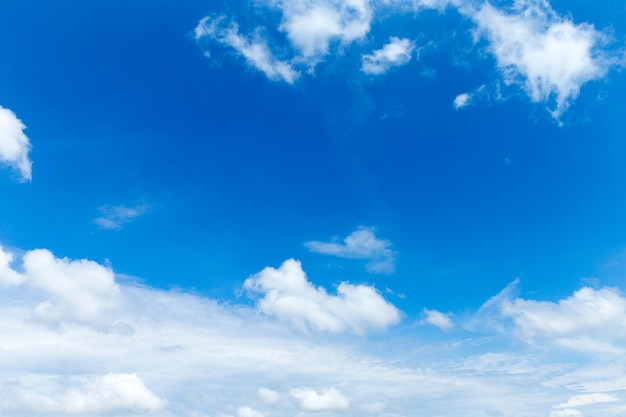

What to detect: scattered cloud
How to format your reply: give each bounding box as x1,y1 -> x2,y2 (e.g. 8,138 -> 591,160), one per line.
361,37 -> 415,75
0,106 -> 32,182
94,203 -> 150,231
243,258 -> 401,334
289,388 -> 350,411
305,227 -> 396,274
471,0 -> 617,118
258,387 -> 280,405
237,406 -> 265,417
195,17 -> 300,84
557,393 -> 619,408
420,308 -> 454,330
453,92 -> 472,109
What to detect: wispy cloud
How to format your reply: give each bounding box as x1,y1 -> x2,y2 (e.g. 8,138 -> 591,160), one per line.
94,204 -> 150,231
420,308 -> 454,330
305,227 -> 396,274
361,37 -> 415,75
0,106 -> 32,182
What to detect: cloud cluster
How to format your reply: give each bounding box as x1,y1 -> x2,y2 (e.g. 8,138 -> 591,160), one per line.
0,106 -> 33,181
196,0 -> 621,118
306,227 -> 396,274
243,258 -> 401,334
2,243 -> 626,416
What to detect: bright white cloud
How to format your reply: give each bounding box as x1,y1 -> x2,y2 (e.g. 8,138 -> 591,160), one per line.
289,387 -> 350,411
362,37 -> 415,75
0,106 -> 32,181
272,0 -> 372,62
502,286 -> 626,343
258,387 -> 280,405
94,203 -> 150,231
237,406 -> 264,417
471,0 -> 615,118
453,92 -> 472,109
243,258 -> 401,334
195,17 -> 300,84
0,373 -> 165,414
420,308 -> 454,330
0,246 -> 26,287
306,227 -> 396,274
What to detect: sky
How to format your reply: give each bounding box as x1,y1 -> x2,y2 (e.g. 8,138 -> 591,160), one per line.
1,0 -> 626,416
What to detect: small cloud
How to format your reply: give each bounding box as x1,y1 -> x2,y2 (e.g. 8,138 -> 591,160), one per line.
243,259 -> 401,334
453,93 -> 472,109
237,407 -> 264,417
420,308 -> 454,330
195,17 -> 299,84
305,227 -> 396,274
557,393 -> 619,408
258,387 -> 280,405
0,106 -> 33,182
289,388 -> 350,411
362,37 -> 415,75
94,204 -> 150,231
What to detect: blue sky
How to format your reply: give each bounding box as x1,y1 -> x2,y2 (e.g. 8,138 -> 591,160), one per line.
1,0 -> 626,416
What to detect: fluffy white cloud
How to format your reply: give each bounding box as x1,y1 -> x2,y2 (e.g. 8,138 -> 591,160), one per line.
0,106 -> 32,181
420,308 -> 454,330
306,227 -> 396,274
0,246 -> 26,287
453,92 -> 472,109
94,203 -> 150,231
471,0 -> 614,118
271,0 -> 372,62
243,258 -> 401,334
237,406 -> 264,417
289,387 -> 350,411
362,37 -> 415,75
502,286 -> 626,343
258,387 -> 280,405
195,17 -> 299,84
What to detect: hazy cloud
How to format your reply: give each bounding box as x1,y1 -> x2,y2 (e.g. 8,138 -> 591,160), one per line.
361,37 -> 415,75
289,387 -> 350,411
306,227 -> 396,274
94,204 -> 150,231
421,308 -> 454,330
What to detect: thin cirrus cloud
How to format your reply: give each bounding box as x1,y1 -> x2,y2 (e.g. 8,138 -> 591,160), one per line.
94,203 -> 150,231
3,243 -> 626,416
196,0 -> 621,119
0,105 -> 33,182
243,258 -> 401,334
306,226 -> 396,274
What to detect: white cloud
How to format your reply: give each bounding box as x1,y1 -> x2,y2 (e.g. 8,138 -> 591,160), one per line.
501,286 -> 626,342
0,373 -> 165,414
243,259 -> 401,334
362,37 -> 415,75
453,92 -> 472,109
305,227 -> 396,274
272,0 -> 372,63
237,406 -> 264,417
94,204 -> 150,231
549,409 -> 584,417
558,393 -> 619,408
420,308 -> 454,330
0,246 -> 26,287
0,106 -> 32,181
195,17 -> 300,84
471,0 -> 615,118
258,387 -> 280,405
289,387 -> 350,411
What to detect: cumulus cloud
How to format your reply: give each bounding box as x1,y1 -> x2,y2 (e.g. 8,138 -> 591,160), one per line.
289,387 -> 350,411
501,286 -> 626,343
0,246 -> 26,287
420,308 -> 454,330
0,373 -> 165,414
94,203 -> 150,231
195,17 -> 300,84
258,387 -> 280,405
237,406 -> 265,417
471,0 -> 616,118
453,92 -> 472,109
361,37 -> 415,75
0,106 -> 33,181
306,227 -> 396,274
243,258 -> 401,334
